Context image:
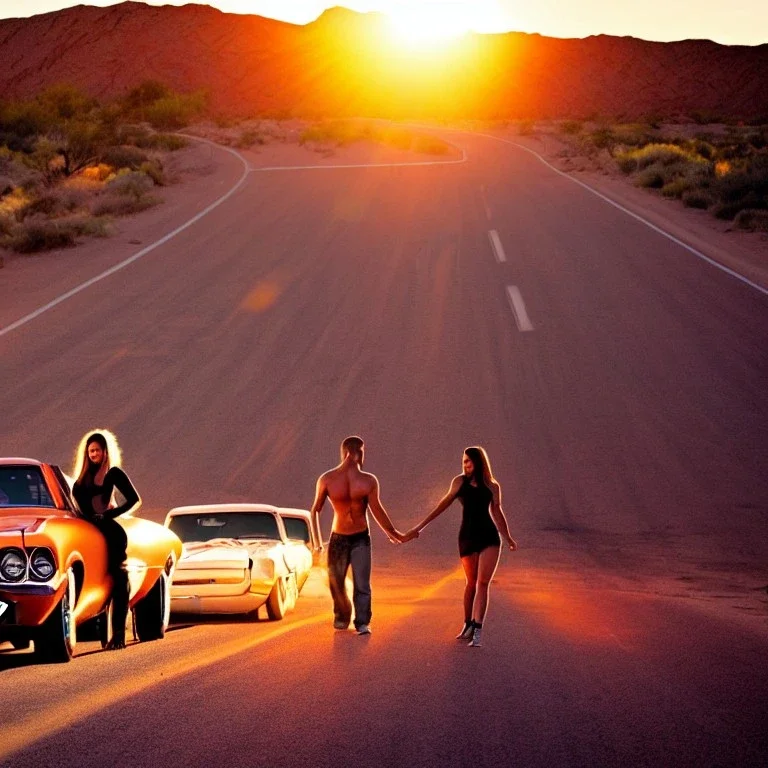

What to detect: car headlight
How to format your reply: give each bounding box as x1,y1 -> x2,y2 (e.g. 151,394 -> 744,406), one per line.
29,548 -> 56,581
0,548 -> 28,582
251,558 -> 275,580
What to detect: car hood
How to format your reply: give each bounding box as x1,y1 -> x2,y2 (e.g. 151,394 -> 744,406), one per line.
177,538 -> 281,570
0,514 -> 52,535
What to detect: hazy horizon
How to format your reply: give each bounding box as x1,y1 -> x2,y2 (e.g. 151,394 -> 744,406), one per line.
0,0 -> 765,47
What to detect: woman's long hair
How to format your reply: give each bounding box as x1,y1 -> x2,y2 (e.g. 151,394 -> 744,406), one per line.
464,446 -> 495,490
72,429 -> 122,485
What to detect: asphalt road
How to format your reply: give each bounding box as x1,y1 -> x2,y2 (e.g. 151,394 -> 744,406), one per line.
1,131 -> 767,767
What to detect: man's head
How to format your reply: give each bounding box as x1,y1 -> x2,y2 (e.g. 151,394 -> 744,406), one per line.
340,435 -> 365,465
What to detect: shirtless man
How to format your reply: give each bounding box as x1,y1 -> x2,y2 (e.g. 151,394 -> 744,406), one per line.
311,435 -> 416,634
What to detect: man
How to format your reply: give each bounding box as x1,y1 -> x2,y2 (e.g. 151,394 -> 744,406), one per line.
311,435 -> 416,635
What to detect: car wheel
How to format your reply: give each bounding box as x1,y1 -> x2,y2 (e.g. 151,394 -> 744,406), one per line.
134,571 -> 170,642
286,572 -> 298,610
36,568 -> 76,663
266,576 -> 287,621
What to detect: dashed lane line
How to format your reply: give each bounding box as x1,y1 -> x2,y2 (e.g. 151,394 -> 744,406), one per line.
506,285 -> 535,332
489,229 -> 507,263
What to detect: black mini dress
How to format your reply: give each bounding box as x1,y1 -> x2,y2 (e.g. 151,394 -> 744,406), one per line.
457,477 -> 501,557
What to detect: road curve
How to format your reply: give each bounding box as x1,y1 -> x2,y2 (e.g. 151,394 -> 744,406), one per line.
1,130 -> 766,767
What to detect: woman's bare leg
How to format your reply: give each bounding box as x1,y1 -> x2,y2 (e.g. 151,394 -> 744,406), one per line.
471,546 -> 501,624
460,554 -> 479,622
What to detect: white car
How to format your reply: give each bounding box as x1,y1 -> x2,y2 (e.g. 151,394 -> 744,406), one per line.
164,504 -> 316,620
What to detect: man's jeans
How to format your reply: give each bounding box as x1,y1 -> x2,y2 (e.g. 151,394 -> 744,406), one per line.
327,530 -> 372,629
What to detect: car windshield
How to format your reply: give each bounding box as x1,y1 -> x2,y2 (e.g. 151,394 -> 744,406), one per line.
282,517 -> 311,543
0,467 -> 54,508
169,512 -> 280,543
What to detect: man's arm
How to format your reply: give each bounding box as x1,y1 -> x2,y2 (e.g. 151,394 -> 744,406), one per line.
367,476 -> 405,544
310,475 -> 328,551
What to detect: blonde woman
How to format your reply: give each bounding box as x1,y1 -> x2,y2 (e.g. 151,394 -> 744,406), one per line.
410,446 -> 517,647
72,430 -> 141,650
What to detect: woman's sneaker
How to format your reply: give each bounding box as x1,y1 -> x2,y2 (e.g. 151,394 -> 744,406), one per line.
468,626 -> 482,647
456,621 -> 474,640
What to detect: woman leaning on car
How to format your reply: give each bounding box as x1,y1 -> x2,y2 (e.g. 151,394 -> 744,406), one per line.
72,429 -> 141,650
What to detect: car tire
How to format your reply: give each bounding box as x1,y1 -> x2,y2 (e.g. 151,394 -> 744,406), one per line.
134,571 -> 170,642
266,576 -> 287,621
36,568 -> 76,663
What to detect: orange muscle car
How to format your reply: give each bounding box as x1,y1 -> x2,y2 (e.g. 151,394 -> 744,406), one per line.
0,458 -> 182,662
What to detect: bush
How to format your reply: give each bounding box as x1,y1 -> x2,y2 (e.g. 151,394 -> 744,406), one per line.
106,170 -> 154,198
91,192 -> 158,217
517,120 -> 534,136
412,135 -> 451,155
634,164 -> 665,188
734,209 -> 768,231
661,179 -> 691,198
682,189 -> 713,209
560,120 -> 582,135
6,216 -> 78,252
589,128 -> 614,149
144,92 -> 206,130
139,160 -> 165,186
236,130 -> 266,149
101,146 -> 148,171
137,133 -> 188,151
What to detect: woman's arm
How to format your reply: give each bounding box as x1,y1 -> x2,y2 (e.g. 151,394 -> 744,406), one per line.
104,467 -> 141,519
489,482 -> 517,551
413,475 -> 463,534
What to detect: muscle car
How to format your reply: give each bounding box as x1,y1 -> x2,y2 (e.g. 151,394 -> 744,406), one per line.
164,503 -> 317,620
0,458 -> 182,662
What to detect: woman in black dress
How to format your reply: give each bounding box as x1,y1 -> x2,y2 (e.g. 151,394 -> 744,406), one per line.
411,446 -> 517,647
72,430 -> 141,650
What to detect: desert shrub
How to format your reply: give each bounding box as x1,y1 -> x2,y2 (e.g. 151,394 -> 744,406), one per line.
616,154 -> 638,174
682,189 -> 713,209
81,163 -> 113,182
0,187 -> 32,217
123,81 -> 172,113
115,123 -> 151,146
0,176 -> 12,197
0,213 -> 13,237
630,143 -> 707,170
6,216 -> 78,252
236,130 -> 266,149
661,179 -> 691,199
101,146 -> 148,171
734,209 -> 768,231
560,120 -> 582,135
106,170 -> 154,198
66,214 -> 111,238
139,160 -> 165,186
634,164 -> 665,188
91,192 -> 158,217
517,120 -> 534,136
137,133 -> 188,151
713,156 -> 768,204
144,92 -> 206,130
589,128 -> 614,149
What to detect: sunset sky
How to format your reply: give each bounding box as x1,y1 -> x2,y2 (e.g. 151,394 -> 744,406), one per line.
0,0 -> 765,46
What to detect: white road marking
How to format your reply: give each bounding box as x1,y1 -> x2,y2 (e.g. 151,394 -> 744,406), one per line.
488,229 -> 507,263
0,138 -> 251,339
249,147 -> 466,172
471,131 -> 768,298
480,185 -> 492,220
506,285 -> 534,332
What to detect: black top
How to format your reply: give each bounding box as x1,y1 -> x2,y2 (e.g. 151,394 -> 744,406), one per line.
456,477 -> 497,540
72,467 -> 140,522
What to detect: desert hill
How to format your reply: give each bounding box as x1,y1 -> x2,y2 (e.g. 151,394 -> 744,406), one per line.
0,1 -> 766,121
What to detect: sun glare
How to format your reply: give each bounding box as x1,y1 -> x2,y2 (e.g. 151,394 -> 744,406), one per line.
387,6 -> 470,47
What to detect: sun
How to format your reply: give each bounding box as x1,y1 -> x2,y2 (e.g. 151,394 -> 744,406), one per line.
385,2 -> 484,48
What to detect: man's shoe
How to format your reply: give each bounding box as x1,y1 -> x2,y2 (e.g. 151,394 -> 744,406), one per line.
355,624 -> 371,635
333,620 -> 349,630
468,626 -> 482,647
456,621 -> 474,640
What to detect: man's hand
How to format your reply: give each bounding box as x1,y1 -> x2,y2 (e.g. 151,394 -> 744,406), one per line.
387,529 -> 405,544
401,528 -> 420,543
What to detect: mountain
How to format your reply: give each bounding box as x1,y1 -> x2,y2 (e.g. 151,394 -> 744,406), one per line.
0,1 -> 766,121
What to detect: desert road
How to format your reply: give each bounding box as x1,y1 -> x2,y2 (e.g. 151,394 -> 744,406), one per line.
1,131 -> 767,767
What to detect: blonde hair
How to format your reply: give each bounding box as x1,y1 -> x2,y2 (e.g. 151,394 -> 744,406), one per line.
72,429 -> 123,484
